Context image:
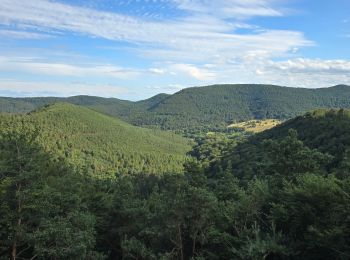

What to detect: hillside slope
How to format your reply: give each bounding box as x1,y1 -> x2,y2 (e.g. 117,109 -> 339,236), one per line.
0,103 -> 191,176
1,84 -> 350,130
187,109 -> 350,259
209,108 -> 350,180
145,84 -> 350,129
0,95 -> 137,116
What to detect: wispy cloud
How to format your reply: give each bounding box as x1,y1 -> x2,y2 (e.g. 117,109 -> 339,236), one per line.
169,63 -> 217,81
0,79 -> 128,97
0,0 -> 311,64
149,68 -> 167,75
0,56 -> 141,79
210,58 -> 350,88
0,29 -> 52,39
268,58 -> 350,74
146,83 -> 184,92
172,0 -> 284,19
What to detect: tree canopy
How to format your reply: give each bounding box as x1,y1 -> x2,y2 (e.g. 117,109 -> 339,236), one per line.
1,108 -> 350,259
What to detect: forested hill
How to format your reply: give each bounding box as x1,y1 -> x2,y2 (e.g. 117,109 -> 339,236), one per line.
145,84 -> 350,130
183,109 -> 350,259
0,95 -> 136,115
208,108 -> 350,181
1,84 -> 350,131
2,107 -> 350,259
0,103 -> 191,176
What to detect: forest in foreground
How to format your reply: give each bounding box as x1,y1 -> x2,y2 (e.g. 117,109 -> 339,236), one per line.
1,106 -> 350,259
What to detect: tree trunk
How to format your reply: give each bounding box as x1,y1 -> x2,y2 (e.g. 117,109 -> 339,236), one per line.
11,239 -> 17,260
11,183 -> 22,260
177,224 -> 184,260
192,232 -> 197,257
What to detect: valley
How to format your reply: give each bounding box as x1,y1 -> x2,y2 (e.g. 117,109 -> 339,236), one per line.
2,86 -> 350,259
1,1 -> 349,258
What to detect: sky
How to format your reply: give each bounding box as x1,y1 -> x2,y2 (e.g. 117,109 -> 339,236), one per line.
0,0 -> 349,100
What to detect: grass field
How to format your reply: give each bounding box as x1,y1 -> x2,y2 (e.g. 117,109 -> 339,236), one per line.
229,119 -> 281,133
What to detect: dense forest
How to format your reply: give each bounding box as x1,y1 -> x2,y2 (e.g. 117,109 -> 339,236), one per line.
1,107 -> 350,259
0,103 -> 191,175
2,84 -> 350,131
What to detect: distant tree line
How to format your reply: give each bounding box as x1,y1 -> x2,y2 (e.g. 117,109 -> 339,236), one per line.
2,84 -> 350,131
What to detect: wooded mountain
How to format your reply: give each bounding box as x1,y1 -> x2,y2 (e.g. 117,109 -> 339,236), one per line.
0,103 -> 191,176
206,108 -> 350,181
1,84 -> 350,131
2,108 -> 350,259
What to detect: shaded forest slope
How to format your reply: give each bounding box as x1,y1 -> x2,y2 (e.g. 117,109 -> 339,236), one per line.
0,103 -> 191,176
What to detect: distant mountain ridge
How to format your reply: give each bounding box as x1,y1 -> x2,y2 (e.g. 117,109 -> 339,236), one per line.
1,84 -> 350,131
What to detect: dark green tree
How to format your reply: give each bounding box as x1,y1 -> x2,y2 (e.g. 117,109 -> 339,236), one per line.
0,120 -> 101,259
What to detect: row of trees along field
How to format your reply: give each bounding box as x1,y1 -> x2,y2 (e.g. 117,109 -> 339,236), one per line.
1,109 -> 350,259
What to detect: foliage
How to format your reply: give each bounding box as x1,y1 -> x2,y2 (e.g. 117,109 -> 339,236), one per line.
0,103 -> 191,176
0,120 -> 101,259
1,108 -> 350,259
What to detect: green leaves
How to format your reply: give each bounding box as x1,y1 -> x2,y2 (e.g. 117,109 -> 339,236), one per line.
0,103 -> 191,177
2,101 -> 350,259
32,212 -> 97,260
0,121 -> 100,259
270,174 -> 350,259
262,129 -> 332,180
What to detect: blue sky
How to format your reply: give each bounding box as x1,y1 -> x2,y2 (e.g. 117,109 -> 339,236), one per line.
0,0 -> 349,100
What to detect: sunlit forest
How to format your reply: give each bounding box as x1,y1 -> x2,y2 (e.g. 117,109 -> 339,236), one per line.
2,105 -> 350,259
1,0 -> 350,259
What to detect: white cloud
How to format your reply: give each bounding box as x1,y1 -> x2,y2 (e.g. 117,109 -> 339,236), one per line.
0,29 -> 52,39
209,58 -> 350,88
169,63 -> 217,81
0,80 -> 128,97
149,68 -> 167,74
0,56 -> 141,79
172,0 -> 284,18
259,59 -> 350,87
268,58 -> 350,74
0,0 -> 311,63
146,83 -> 184,92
